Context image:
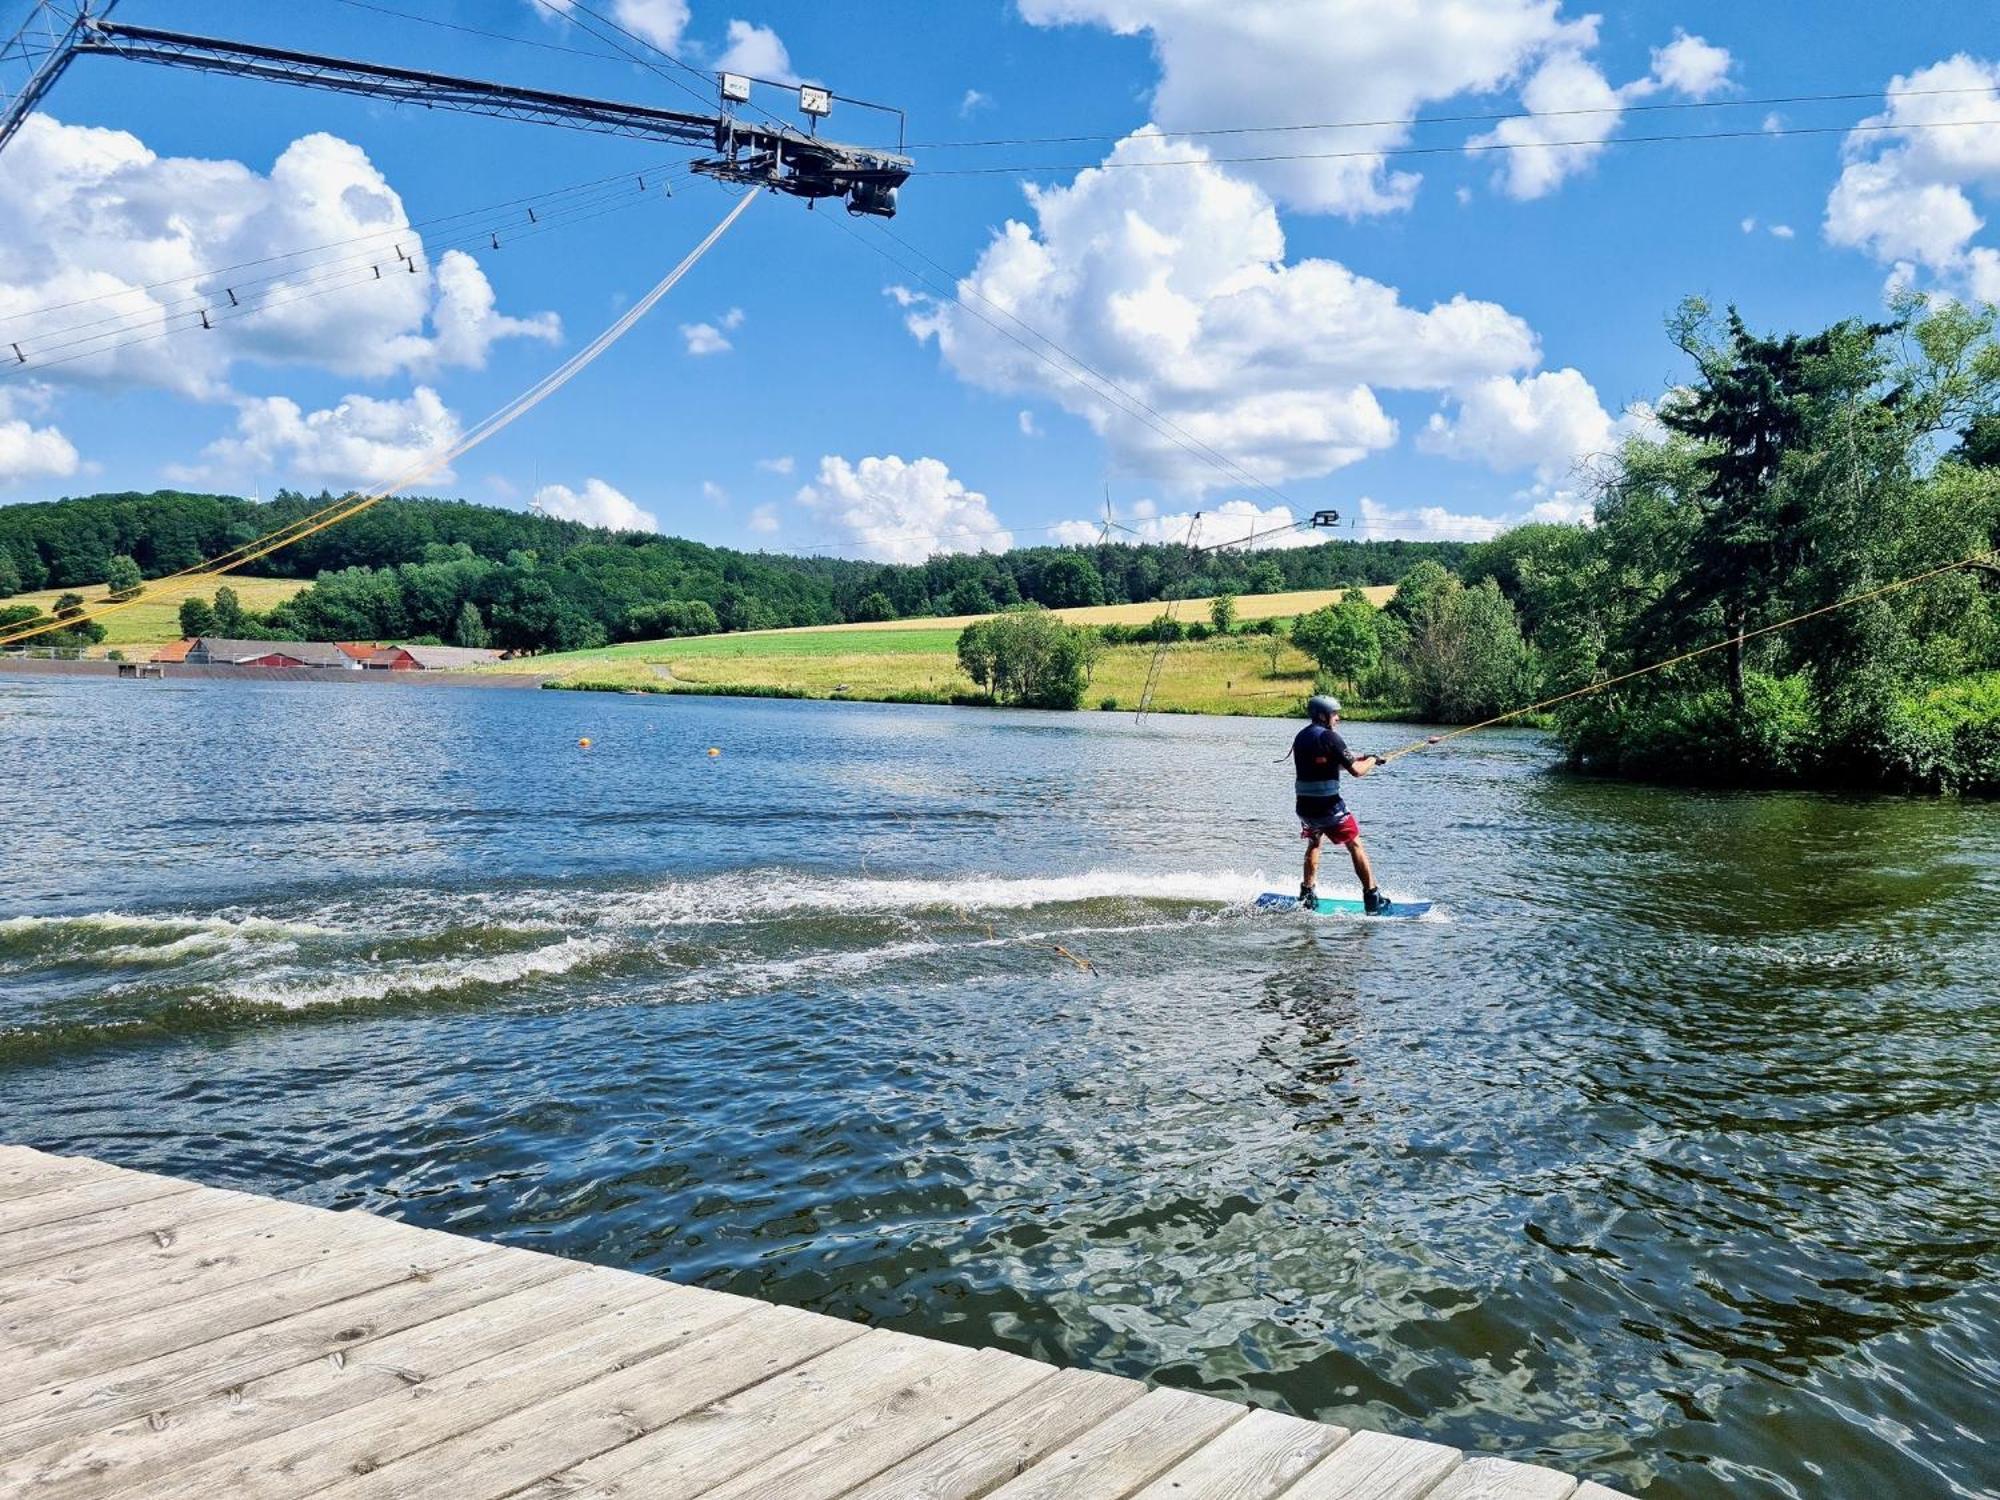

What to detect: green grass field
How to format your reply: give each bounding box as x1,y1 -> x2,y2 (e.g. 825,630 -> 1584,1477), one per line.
523,584 -> 1407,716
0,576 -> 309,654
531,608 -> 1371,718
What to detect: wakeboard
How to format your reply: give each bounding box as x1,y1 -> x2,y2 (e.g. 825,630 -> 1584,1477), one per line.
1255,892 -> 1433,919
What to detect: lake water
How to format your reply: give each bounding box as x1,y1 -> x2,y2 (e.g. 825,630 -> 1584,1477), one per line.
2,675 -> 1996,1499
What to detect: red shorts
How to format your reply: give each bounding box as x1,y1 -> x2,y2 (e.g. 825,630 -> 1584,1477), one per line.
1301,811 -> 1360,845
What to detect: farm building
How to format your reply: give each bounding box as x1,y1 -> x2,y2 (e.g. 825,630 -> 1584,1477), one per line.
363,644 -> 504,670
183,637 -> 359,668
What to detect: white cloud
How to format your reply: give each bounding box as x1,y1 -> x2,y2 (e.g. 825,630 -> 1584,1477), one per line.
680,310 -> 742,355
906,128 -> 1541,493
701,479 -> 729,506
536,0 -> 689,54
533,477 -> 660,532
797,454 -> 1011,562
1644,30 -> 1734,99
1825,56 -> 2000,284
170,386 -> 462,489
961,89 -> 992,117
755,455 -> 795,475
1971,246 -> 2000,303
1469,50 -> 1624,201
0,115 -> 555,398
425,249 -> 560,369
1017,409 -> 1041,437
1519,488 -> 1595,525
715,20 -> 795,82
1471,31 -> 1734,200
1763,112 -> 1785,133
1419,368 -> 1618,482
1741,216 -> 1758,234
680,322 -> 730,355
1019,0 -> 1599,216
1357,495 -> 1508,542
748,502 -> 780,534
1053,498 -> 1324,549
1769,223 -> 1795,239
0,387 -> 78,485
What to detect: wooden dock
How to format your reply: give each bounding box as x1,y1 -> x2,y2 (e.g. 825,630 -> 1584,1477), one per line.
0,1145 -> 1624,1499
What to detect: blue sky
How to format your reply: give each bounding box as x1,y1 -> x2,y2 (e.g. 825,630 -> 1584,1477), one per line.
0,0 -> 1995,561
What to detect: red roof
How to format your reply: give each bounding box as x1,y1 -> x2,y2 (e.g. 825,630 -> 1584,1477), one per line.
151,639 -> 195,663
336,641 -> 380,661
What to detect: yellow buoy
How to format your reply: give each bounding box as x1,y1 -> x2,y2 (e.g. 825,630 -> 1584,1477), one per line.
707,746 -> 720,757
578,737 -> 592,749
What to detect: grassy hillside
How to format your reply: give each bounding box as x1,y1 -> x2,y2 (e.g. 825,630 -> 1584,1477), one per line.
756,586 -> 1394,635
525,586 -> 1397,718
0,576 -> 309,653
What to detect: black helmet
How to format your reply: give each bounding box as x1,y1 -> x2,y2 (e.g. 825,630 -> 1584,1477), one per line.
1306,694 -> 1340,721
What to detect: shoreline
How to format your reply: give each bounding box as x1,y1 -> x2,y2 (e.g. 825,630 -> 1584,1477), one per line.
0,657 -> 549,688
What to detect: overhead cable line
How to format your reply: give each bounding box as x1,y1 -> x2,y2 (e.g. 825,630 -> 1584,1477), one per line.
527,0 -> 737,121
3,178 -> 684,374
912,82 -> 2000,149
326,0 -> 613,59
925,115 -> 2000,177
528,0 -> 835,147
8,168 -> 689,352
1,158 -> 688,328
0,191 -> 760,651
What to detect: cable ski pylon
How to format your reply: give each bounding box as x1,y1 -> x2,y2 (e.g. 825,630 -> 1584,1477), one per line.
0,191 -> 758,651
1134,511 -> 1204,720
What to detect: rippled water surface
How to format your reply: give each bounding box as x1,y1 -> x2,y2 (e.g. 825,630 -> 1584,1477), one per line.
3,676 -> 1997,1498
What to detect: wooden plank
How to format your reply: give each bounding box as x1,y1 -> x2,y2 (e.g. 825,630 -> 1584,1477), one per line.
310,1300 -> 868,1500
145,1283 -> 770,1500
0,1154 -> 116,1202
1426,1457 -> 1578,1499
0,1186 -> 259,1273
508,1328 -> 986,1500
981,1385 -> 1247,1500
0,1246 -> 540,1459
1126,1407 -> 1350,1500
691,1349 -> 1054,1500
0,1199 -> 299,1305
0,1152 -> 1620,1500
1283,1429 -> 1464,1499
843,1365 -> 1149,1500
0,1173 -> 200,1235
0,1201 -> 419,1341
0,1262 -> 655,1500
2,1223 -> 487,1399
0,1145 -> 85,1178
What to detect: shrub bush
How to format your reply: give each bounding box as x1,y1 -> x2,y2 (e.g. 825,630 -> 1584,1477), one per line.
1881,672 -> 2000,793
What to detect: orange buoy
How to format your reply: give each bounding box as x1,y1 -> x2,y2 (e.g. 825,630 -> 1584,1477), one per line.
579,737 -> 592,749
706,746 -> 720,757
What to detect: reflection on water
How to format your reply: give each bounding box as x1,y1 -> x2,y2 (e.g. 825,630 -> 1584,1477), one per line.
2,676 -> 1996,1499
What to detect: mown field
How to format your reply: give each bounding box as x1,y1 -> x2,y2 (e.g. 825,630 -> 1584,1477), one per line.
752,585 -> 1393,635
0,576 -> 309,653
542,635 -> 1330,716
527,586 -> 1396,717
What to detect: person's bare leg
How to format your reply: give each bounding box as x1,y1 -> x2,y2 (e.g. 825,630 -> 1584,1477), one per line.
1346,836 -> 1377,894
1302,832 -> 1323,893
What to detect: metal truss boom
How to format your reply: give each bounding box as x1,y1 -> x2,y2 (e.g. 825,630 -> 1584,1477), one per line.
1,8 -> 911,214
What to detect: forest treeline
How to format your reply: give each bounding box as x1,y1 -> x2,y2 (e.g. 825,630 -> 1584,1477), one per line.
0,488 -> 1461,651
1279,299 -> 2000,792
